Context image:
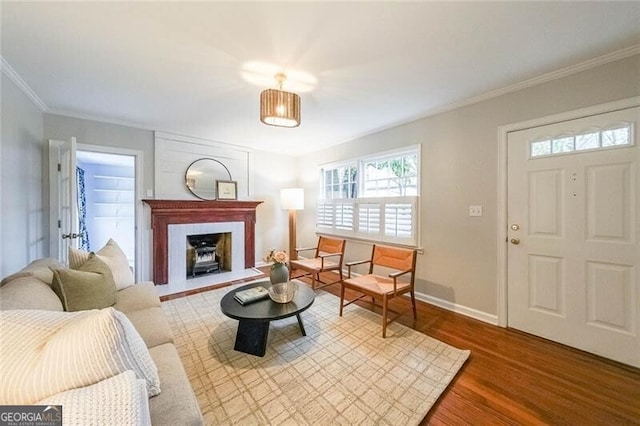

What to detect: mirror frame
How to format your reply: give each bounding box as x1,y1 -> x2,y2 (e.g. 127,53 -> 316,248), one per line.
185,158 -> 232,200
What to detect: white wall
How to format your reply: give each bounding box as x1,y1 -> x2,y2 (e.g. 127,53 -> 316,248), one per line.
42,114 -> 297,279
297,54 -> 640,320
0,74 -> 45,277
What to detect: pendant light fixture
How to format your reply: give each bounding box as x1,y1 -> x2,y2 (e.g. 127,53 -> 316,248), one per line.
260,72 -> 301,128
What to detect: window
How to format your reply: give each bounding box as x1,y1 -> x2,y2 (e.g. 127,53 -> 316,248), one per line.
322,164 -> 357,199
530,123 -> 632,158
317,146 -> 420,246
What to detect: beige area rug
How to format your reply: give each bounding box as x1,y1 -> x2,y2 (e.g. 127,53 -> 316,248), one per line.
162,282 -> 470,425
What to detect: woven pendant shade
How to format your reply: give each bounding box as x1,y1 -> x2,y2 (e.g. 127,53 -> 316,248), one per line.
260,88 -> 301,127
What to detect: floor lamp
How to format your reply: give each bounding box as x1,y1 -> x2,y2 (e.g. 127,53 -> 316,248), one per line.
280,188 -> 304,261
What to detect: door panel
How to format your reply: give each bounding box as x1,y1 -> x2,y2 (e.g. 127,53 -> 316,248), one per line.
528,254 -> 564,315
49,137 -> 78,264
507,106 -> 639,367
586,163 -> 632,241
529,169 -> 564,236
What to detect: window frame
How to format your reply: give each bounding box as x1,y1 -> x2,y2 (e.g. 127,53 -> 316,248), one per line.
317,145 -> 421,247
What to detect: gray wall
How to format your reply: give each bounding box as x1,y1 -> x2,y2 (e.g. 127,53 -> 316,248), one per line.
1,74 -> 45,277
297,54 -> 640,318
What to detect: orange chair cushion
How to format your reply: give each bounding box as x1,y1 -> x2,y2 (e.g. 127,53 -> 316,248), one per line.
343,274 -> 411,296
290,257 -> 339,272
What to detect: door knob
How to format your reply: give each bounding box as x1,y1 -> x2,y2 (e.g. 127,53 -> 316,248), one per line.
510,238 -> 520,245
62,232 -> 84,239
510,224 -> 520,231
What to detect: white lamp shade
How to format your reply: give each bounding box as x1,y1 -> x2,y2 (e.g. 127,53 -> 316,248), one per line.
280,188 -> 304,210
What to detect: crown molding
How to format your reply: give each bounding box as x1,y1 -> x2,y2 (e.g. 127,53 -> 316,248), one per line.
0,56 -> 48,111
334,44 -> 640,147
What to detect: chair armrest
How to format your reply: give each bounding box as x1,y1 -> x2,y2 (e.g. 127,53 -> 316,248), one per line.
295,247 -> 316,254
390,269 -> 413,293
345,259 -> 371,267
318,252 -> 342,269
389,269 -> 412,279
345,259 -> 371,278
318,253 -> 342,259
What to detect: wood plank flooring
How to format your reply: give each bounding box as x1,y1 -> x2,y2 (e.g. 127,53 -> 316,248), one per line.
168,268 -> 640,425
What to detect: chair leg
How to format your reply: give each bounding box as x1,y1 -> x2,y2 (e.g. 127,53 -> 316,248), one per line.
339,284 -> 345,316
382,294 -> 388,338
411,290 -> 417,319
311,272 -> 317,290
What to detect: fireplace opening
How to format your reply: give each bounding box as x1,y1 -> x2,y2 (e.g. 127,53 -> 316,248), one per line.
186,233 -> 231,279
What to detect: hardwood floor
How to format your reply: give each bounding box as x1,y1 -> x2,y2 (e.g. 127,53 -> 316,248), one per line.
294,270 -> 640,425
176,268 -> 640,424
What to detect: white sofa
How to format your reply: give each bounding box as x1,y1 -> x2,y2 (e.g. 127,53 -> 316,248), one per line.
0,258 -> 203,425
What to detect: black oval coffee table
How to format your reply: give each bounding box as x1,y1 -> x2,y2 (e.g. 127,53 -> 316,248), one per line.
220,280 -> 315,357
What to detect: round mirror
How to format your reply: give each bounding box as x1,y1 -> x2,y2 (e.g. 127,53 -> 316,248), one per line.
185,158 -> 232,200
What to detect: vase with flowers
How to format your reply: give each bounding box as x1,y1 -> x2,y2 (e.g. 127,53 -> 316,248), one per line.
264,249 -> 289,285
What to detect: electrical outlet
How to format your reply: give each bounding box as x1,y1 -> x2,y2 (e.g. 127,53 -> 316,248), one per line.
146,189 -> 153,197
469,205 -> 482,217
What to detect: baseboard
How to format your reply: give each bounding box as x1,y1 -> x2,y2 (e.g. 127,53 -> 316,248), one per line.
296,267 -> 500,326
414,291 -> 499,326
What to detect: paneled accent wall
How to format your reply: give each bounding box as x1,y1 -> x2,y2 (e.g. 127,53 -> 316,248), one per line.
154,131 -> 252,200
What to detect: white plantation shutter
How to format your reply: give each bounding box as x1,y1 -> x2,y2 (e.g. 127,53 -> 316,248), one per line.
316,197 -> 417,246
358,204 -> 381,234
316,202 -> 334,229
384,203 -> 414,242
335,203 -> 354,231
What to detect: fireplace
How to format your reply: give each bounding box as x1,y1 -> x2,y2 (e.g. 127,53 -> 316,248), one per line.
143,200 -> 263,284
186,232 -> 232,278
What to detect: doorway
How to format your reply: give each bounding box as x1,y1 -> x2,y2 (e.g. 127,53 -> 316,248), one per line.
49,139 -> 143,280
76,150 -> 136,271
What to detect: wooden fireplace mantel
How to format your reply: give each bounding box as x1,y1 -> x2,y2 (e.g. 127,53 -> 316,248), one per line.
143,199 -> 263,284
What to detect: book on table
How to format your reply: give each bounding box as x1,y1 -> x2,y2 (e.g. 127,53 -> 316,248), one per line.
234,286 -> 269,305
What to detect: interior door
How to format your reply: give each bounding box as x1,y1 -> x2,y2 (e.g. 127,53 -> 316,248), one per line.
507,106 -> 639,367
49,137 -> 78,264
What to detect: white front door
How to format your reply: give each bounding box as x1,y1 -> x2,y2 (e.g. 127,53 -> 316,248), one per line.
507,106 -> 640,367
49,137 -> 78,264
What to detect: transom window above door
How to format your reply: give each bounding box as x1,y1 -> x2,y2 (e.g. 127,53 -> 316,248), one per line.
529,122 -> 632,158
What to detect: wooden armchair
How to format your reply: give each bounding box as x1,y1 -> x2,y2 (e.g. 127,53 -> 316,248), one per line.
289,236 -> 345,290
340,244 -> 417,337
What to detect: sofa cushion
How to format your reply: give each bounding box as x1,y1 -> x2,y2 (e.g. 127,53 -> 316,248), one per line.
1,258 -> 65,287
0,277 -> 64,311
69,239 -> 134,290
0,308 -> 160,404
125,307 -> 174,348
0,271 -> 32,288
149,343 -> 203,426
38,370 -> 151,426
51,254 -> 117,311
113,282 -> 161,313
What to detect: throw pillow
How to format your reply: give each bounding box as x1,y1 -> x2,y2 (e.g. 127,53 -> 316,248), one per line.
0,308 -> 161,404
68,246 -> 90,270
69,239 -> 135,290
51,254 -> 116,311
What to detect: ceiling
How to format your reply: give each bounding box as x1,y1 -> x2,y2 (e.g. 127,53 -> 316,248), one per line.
2,2 -> 639,157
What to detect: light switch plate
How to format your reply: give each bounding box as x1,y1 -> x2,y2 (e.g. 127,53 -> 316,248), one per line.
469,205 -> 482,217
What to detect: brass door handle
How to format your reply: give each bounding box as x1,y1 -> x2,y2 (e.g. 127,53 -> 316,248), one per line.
510,238 -> 520,245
